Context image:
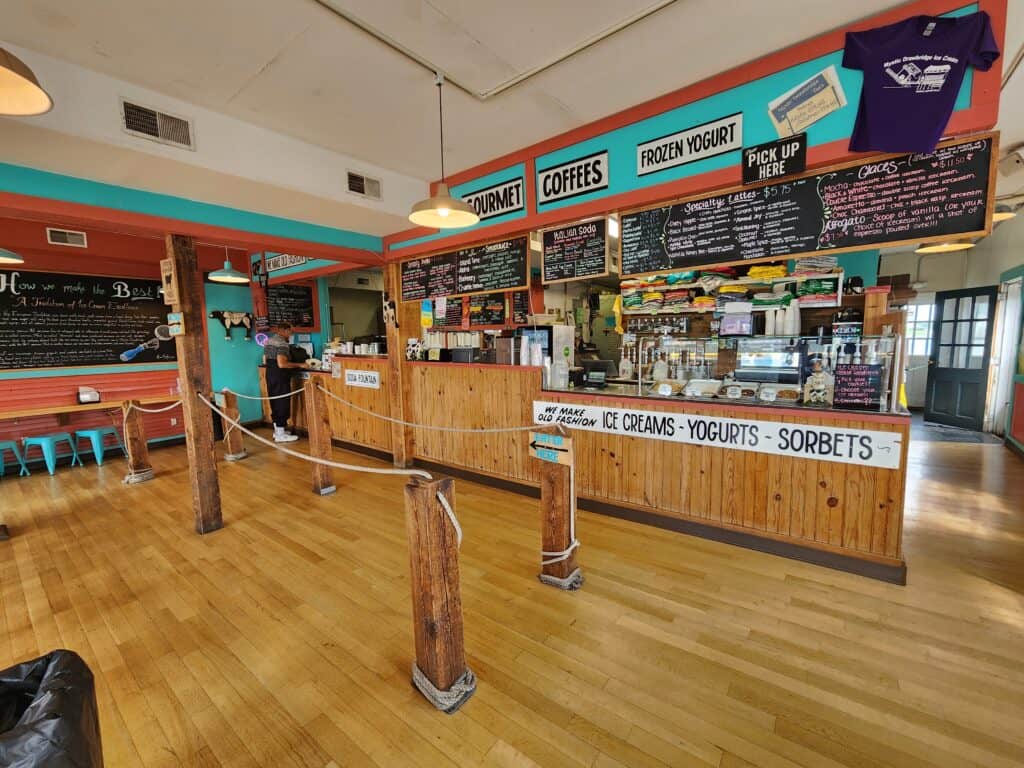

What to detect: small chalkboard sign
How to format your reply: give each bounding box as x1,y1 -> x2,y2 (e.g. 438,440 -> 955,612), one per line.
267,283 -> 316,329
512,290 -> 530,325
542,219 -> 609,284
833,363 -> 884,410
468,292 -> 506,327
433,297 -> 464,328
401,237 -> 529,302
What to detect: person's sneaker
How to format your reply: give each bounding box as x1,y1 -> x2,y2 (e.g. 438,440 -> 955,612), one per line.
274,432 -> 299,443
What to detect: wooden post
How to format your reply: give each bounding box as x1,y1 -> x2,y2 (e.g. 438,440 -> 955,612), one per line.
404,475 -> 475,713
303,376 -> 336,496
166,234 -> 223,534
537,437 -> 583,590
863,286 -> 891,336
220,391 -> 247,462
121,399 -> 155,484
384,263 -> 414,467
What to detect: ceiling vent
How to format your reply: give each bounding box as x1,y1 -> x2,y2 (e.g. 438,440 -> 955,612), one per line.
120,99 -> 195,150
347,171 -> 382,200
46,228 -> 88,248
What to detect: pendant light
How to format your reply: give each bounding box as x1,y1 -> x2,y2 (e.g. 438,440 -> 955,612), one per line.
0,248 -> 24,265
408,73 -> 479,229
209,248 -> 250,284
992,204 -> 1017,223
915,240 -> 975,254
0,48 -> 53,116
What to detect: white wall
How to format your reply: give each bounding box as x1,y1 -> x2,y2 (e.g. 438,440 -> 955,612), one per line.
0,41 -> 426,226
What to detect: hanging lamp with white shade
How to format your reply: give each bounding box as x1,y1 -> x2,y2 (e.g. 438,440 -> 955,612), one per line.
209,249 -> 250,284
0,248 -> 25,264
408,73 -> 480,229
0,48 -> 53,116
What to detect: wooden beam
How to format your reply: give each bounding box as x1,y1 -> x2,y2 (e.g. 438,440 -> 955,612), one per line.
404,475 -> 475,712
863,287 -> 891,336
303,376 -> 336,496
166,234 -> 223,534
537,436 -> 582,590
383,263 -> 414,467
121,399 -> 155,484
220,391 -> 247,462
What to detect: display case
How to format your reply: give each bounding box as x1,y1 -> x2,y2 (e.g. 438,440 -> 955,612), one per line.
594,333 -> 902,413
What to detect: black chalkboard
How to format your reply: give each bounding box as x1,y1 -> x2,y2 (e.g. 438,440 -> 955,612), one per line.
542,219 -> 609,284
400,253 -> 458,302
512,290 -> 530,325
401,237 -> 529,301
267,283 -> 315,328
0,270 -> 176,370
621,135 -> 993,276
468,293 -> 506,327
433,296 -> 464,328
833,363 -> 884,410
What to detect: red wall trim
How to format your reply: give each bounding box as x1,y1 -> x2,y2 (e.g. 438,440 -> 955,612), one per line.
0,192 -> 385,266
385,0 -> 1005,258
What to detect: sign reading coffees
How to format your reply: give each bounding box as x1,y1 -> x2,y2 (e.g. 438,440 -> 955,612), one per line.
462,178 -> 525,221
537,151 -> 609,205
532,400 -> 903,469
637,113 -> 743,177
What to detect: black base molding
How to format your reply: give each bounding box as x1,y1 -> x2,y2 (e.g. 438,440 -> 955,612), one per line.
412,459 -> 907,585
1006,437 -> 1024,461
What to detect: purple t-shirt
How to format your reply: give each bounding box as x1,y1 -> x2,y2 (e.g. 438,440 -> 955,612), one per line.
843,12 -> 999,153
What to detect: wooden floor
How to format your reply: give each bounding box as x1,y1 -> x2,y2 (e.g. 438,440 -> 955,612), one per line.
1,433 -> 1023,768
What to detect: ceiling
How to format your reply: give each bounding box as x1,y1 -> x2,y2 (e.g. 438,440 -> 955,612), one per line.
0,0 -> 956,184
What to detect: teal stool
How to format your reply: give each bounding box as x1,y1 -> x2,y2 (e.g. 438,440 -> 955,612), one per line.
74,427 -> 125,466
0,440 -> 30,478
22,433 -> 83,476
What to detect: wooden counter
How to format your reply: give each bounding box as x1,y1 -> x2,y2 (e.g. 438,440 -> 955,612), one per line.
405,362 -> 909,581
258,358 -> 392,452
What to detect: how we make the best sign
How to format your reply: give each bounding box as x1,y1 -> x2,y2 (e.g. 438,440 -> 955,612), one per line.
533,401 -> 902,470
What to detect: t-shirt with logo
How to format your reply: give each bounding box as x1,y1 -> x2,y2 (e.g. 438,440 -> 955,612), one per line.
843,12 -> 999,153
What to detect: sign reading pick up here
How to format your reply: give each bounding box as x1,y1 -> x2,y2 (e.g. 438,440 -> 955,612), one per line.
637,113 -> 743,177
462,178 -> 525,221
537,151 -> 609,205
532,401 -> 902,470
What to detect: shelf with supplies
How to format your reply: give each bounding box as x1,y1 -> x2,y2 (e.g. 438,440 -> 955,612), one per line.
620,270 -> 844,317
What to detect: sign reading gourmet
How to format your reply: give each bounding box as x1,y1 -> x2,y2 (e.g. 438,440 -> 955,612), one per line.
637,113 -> 743,177
400,237 -> 529,301
0,270 -> 177,370
621,134 -> 994,276
537,151 -> 609,205
533,400 -> 902,469
454,237 -> 529,295
462,178 -> 525,221
542,219 -> 609,284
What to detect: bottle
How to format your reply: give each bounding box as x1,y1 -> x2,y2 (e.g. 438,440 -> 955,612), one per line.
652,353 -> 669,381
619,349 -> 635,380
519,334 -> 530,366
542,356 -> 552,388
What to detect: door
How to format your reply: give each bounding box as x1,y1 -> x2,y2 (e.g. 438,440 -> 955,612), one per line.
924,286 -> 997,430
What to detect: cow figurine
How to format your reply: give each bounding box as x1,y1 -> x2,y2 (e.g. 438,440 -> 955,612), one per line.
209,310 -> 254,340
382,291 -> 399,330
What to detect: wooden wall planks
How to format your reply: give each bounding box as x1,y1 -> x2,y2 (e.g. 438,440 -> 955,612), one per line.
406,364 -> 908,564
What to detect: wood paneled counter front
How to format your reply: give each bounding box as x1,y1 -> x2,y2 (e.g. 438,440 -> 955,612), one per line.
404,362 -> 909,582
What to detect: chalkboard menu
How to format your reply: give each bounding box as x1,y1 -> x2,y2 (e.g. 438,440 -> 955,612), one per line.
833,363 -> 884,410
401,236 -> 529,301
468,293 -> 506,327
267,283 -> 315,328
0,270 -> 176,370
542,219 -> 609,284
621,135 -> 993,276
512,291 -> 530,325
433,297 -> 464,328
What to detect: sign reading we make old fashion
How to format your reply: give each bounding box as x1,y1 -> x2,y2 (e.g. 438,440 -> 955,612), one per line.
532,401 -> 902,470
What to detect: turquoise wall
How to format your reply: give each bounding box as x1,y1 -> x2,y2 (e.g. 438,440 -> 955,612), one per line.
837,250 -> 879,287
205,281 -> 264,423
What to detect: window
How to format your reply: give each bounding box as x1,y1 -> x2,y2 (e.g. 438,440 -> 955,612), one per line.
907,303 -> 935,356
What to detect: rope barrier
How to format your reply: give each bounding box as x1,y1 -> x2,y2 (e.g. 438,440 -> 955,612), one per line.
196,393 -> 462,547
230,388 -> 305,401
314,385 -> 538,434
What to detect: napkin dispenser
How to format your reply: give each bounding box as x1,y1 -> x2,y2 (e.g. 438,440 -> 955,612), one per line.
77,386 -> 101,404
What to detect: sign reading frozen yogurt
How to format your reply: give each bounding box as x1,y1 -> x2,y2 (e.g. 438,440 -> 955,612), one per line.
532,401 -> 903,469
637,113 -> 743,176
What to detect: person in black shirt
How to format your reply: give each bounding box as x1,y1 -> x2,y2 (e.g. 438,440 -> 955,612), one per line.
263,322 -> 303,442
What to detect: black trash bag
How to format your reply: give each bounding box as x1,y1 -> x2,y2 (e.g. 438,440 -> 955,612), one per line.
0,650 -> 103,767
